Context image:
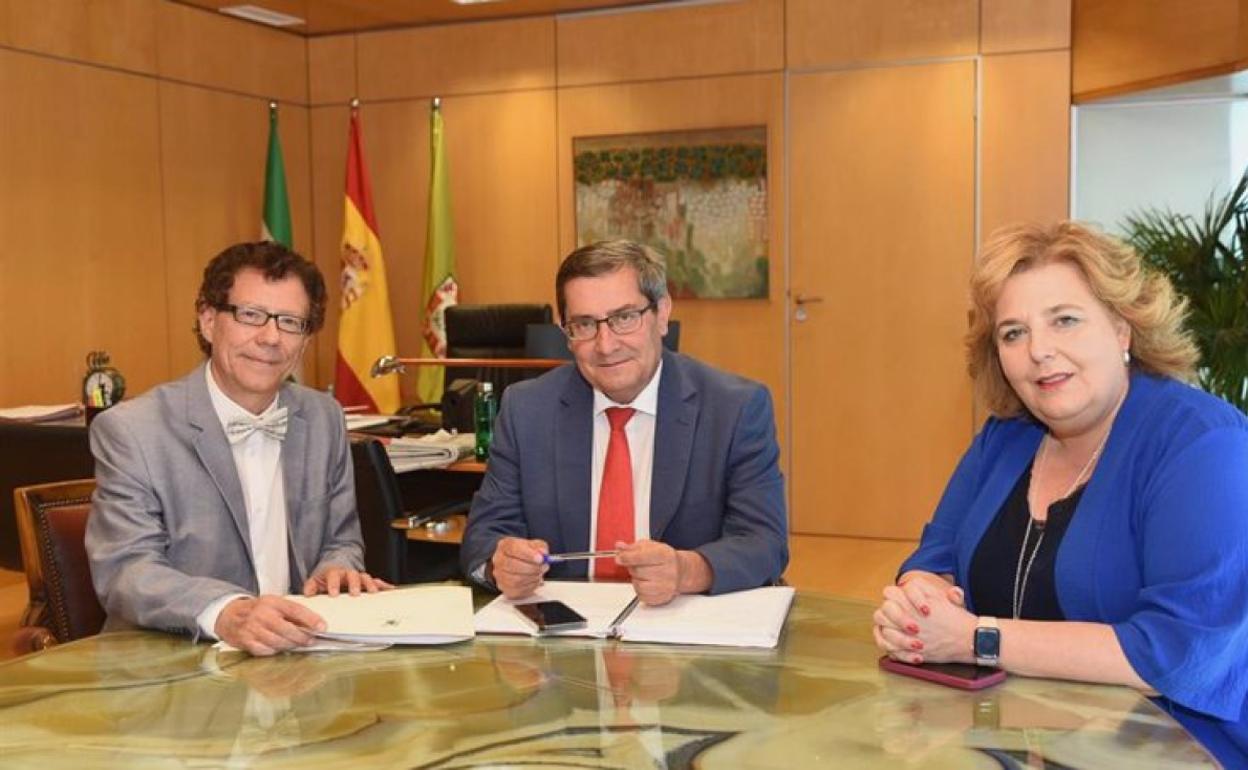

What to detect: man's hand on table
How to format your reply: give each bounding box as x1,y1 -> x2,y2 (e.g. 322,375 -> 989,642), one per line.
215,595 -> 326,656
616,539 -> 712,606
491,537 -> 550,599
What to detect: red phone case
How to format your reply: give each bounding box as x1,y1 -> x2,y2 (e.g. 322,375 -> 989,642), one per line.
878,655 -> 1006,690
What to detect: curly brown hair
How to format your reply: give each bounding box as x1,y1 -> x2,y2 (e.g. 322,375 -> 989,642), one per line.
967,221 -> 1200,417
194,242 -> 327,356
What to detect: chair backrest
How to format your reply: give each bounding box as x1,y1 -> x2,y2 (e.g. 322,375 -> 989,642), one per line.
349,438 -> 406,584
445,303 -> 554,400
14,479 -> 104,645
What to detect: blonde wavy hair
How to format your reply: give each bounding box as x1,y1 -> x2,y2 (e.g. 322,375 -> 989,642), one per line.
967,221 -> 1199,417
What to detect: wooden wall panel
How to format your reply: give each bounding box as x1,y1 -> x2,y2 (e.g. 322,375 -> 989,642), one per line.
555,0 -> 782,86
158,84 -> 314,379
0,0 -> 10,46
1,0 -> 158,73
357,17 -> 555,102
982,0 -> 1070,53
308,105 -> 351,392
787,0 -> 978,69
788,62 -> 975,538
1242,0 -> 1248,58
556,74 -> 787,445
981,51 -> 1071,241
308,33 -> 355,106
155,0 -> 307,103
0,49 -> 168,405
433,92 -> 559,308
1073,0 -> 1241,101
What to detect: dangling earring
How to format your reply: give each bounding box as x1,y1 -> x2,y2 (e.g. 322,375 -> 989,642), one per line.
1123,349 -> 1131,366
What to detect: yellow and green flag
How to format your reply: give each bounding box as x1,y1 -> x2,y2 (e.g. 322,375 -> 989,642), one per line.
334,104 -> 400,413
261,102 -> 292,248
417,99 -> 459,406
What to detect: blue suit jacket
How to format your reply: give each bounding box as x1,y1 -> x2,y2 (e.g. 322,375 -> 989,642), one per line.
460,351 -> 788,594
900,372 -> 1248,765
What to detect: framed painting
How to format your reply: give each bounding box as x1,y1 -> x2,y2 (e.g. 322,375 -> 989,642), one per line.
573,126 -> 768,299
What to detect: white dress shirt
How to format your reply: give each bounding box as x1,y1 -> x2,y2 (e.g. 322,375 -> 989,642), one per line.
588,361 -> 662,575
195,366 -> 291,639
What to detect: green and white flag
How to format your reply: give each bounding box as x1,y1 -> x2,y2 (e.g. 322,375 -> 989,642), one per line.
417,99 -> 459,405
262,102 -> 293,248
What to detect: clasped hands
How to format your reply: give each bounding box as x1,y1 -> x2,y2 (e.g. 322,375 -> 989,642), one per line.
490,537 -> 710,606
872,570 -> 978,666
215,566 -> 392,656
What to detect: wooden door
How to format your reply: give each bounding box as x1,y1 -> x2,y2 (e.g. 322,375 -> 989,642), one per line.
788,61 -> 976,538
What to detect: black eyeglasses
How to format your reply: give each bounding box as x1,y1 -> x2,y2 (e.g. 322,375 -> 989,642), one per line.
217,303 -> 310,335
563,303 -> 655,341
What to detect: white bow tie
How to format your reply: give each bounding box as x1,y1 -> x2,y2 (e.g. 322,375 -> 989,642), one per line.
225,407 -> 288,444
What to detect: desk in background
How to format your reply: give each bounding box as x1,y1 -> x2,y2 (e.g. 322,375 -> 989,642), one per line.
0,592 -> 1215,768
0,420 -> 93,571
387,459 -> 483,581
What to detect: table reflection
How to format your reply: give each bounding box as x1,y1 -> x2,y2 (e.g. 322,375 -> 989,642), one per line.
0,594 -> 1214,769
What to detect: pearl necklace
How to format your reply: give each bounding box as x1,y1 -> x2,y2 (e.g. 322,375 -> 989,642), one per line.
1011,427 -> 1112,619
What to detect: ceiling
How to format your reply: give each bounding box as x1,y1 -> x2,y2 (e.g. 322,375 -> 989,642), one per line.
173,0 -> 687,36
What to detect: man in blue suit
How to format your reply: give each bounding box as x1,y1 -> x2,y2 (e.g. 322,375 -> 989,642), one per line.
460,240 -> 788,606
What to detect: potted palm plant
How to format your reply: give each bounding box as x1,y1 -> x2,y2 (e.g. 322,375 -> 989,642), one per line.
1122,169 -> 1248,413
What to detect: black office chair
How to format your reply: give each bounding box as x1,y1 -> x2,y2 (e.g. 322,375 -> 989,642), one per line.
396,304 -> 555,434
445,303 -> 555,399
349,437 -> 466,584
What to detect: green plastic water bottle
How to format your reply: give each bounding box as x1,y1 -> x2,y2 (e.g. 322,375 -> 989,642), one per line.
474,381 -> 496,461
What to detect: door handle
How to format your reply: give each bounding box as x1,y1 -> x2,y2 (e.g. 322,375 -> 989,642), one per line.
792,294 -> 824,322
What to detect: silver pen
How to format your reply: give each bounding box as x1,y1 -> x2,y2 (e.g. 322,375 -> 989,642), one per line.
542,549 -> 619,564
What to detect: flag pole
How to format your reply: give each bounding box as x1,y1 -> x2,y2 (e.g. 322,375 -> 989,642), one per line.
416,94 -> 459,406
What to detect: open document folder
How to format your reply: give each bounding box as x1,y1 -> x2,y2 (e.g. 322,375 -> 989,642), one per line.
289,585 -> 474,647
474,581 -> 796,649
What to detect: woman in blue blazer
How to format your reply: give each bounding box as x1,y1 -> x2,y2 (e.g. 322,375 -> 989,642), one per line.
873,222 -> 1248,766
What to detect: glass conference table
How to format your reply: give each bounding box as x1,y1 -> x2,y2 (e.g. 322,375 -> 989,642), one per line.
0,592 -> 1214,768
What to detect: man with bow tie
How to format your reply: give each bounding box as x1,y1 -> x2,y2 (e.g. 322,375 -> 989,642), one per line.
86,242 -> 384,655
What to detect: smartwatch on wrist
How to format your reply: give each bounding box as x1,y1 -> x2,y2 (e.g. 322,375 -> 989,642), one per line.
974,616 -> 1001,667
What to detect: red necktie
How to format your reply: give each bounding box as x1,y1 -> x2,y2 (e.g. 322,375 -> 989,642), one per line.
594,407 -> 635,580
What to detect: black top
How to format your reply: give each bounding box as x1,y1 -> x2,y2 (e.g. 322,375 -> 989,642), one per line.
969,463 -> 1084,621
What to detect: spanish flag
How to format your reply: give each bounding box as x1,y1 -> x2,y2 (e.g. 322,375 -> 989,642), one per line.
334,103 -> 400,413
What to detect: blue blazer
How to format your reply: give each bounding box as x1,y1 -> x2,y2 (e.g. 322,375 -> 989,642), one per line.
460,350 -> 788,594
900,372 -> 1248,763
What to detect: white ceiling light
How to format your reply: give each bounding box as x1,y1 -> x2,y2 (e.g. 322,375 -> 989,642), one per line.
219,4 -> 305,27
451,0 -> 508,5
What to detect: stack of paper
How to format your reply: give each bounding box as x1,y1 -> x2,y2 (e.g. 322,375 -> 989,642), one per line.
287,585 -> 475,646
345,413 -> 397,431
0,403 -> 83,423
618,586 -> 795,648
474,581 -> 796,649
385,430 -> 475,472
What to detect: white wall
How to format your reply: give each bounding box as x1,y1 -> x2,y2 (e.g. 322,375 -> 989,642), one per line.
1074,99 -> 1237,235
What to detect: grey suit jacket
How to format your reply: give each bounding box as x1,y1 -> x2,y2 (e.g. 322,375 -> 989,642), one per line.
85,363 -> 364,636
460,351 -> 788,593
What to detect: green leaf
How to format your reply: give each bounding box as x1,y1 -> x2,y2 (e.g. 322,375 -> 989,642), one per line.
1122,168 -> 1248,413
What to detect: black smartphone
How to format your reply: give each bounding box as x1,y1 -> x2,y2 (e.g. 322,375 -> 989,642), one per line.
515,600 -> 588,633
879,655 -> 1006,690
